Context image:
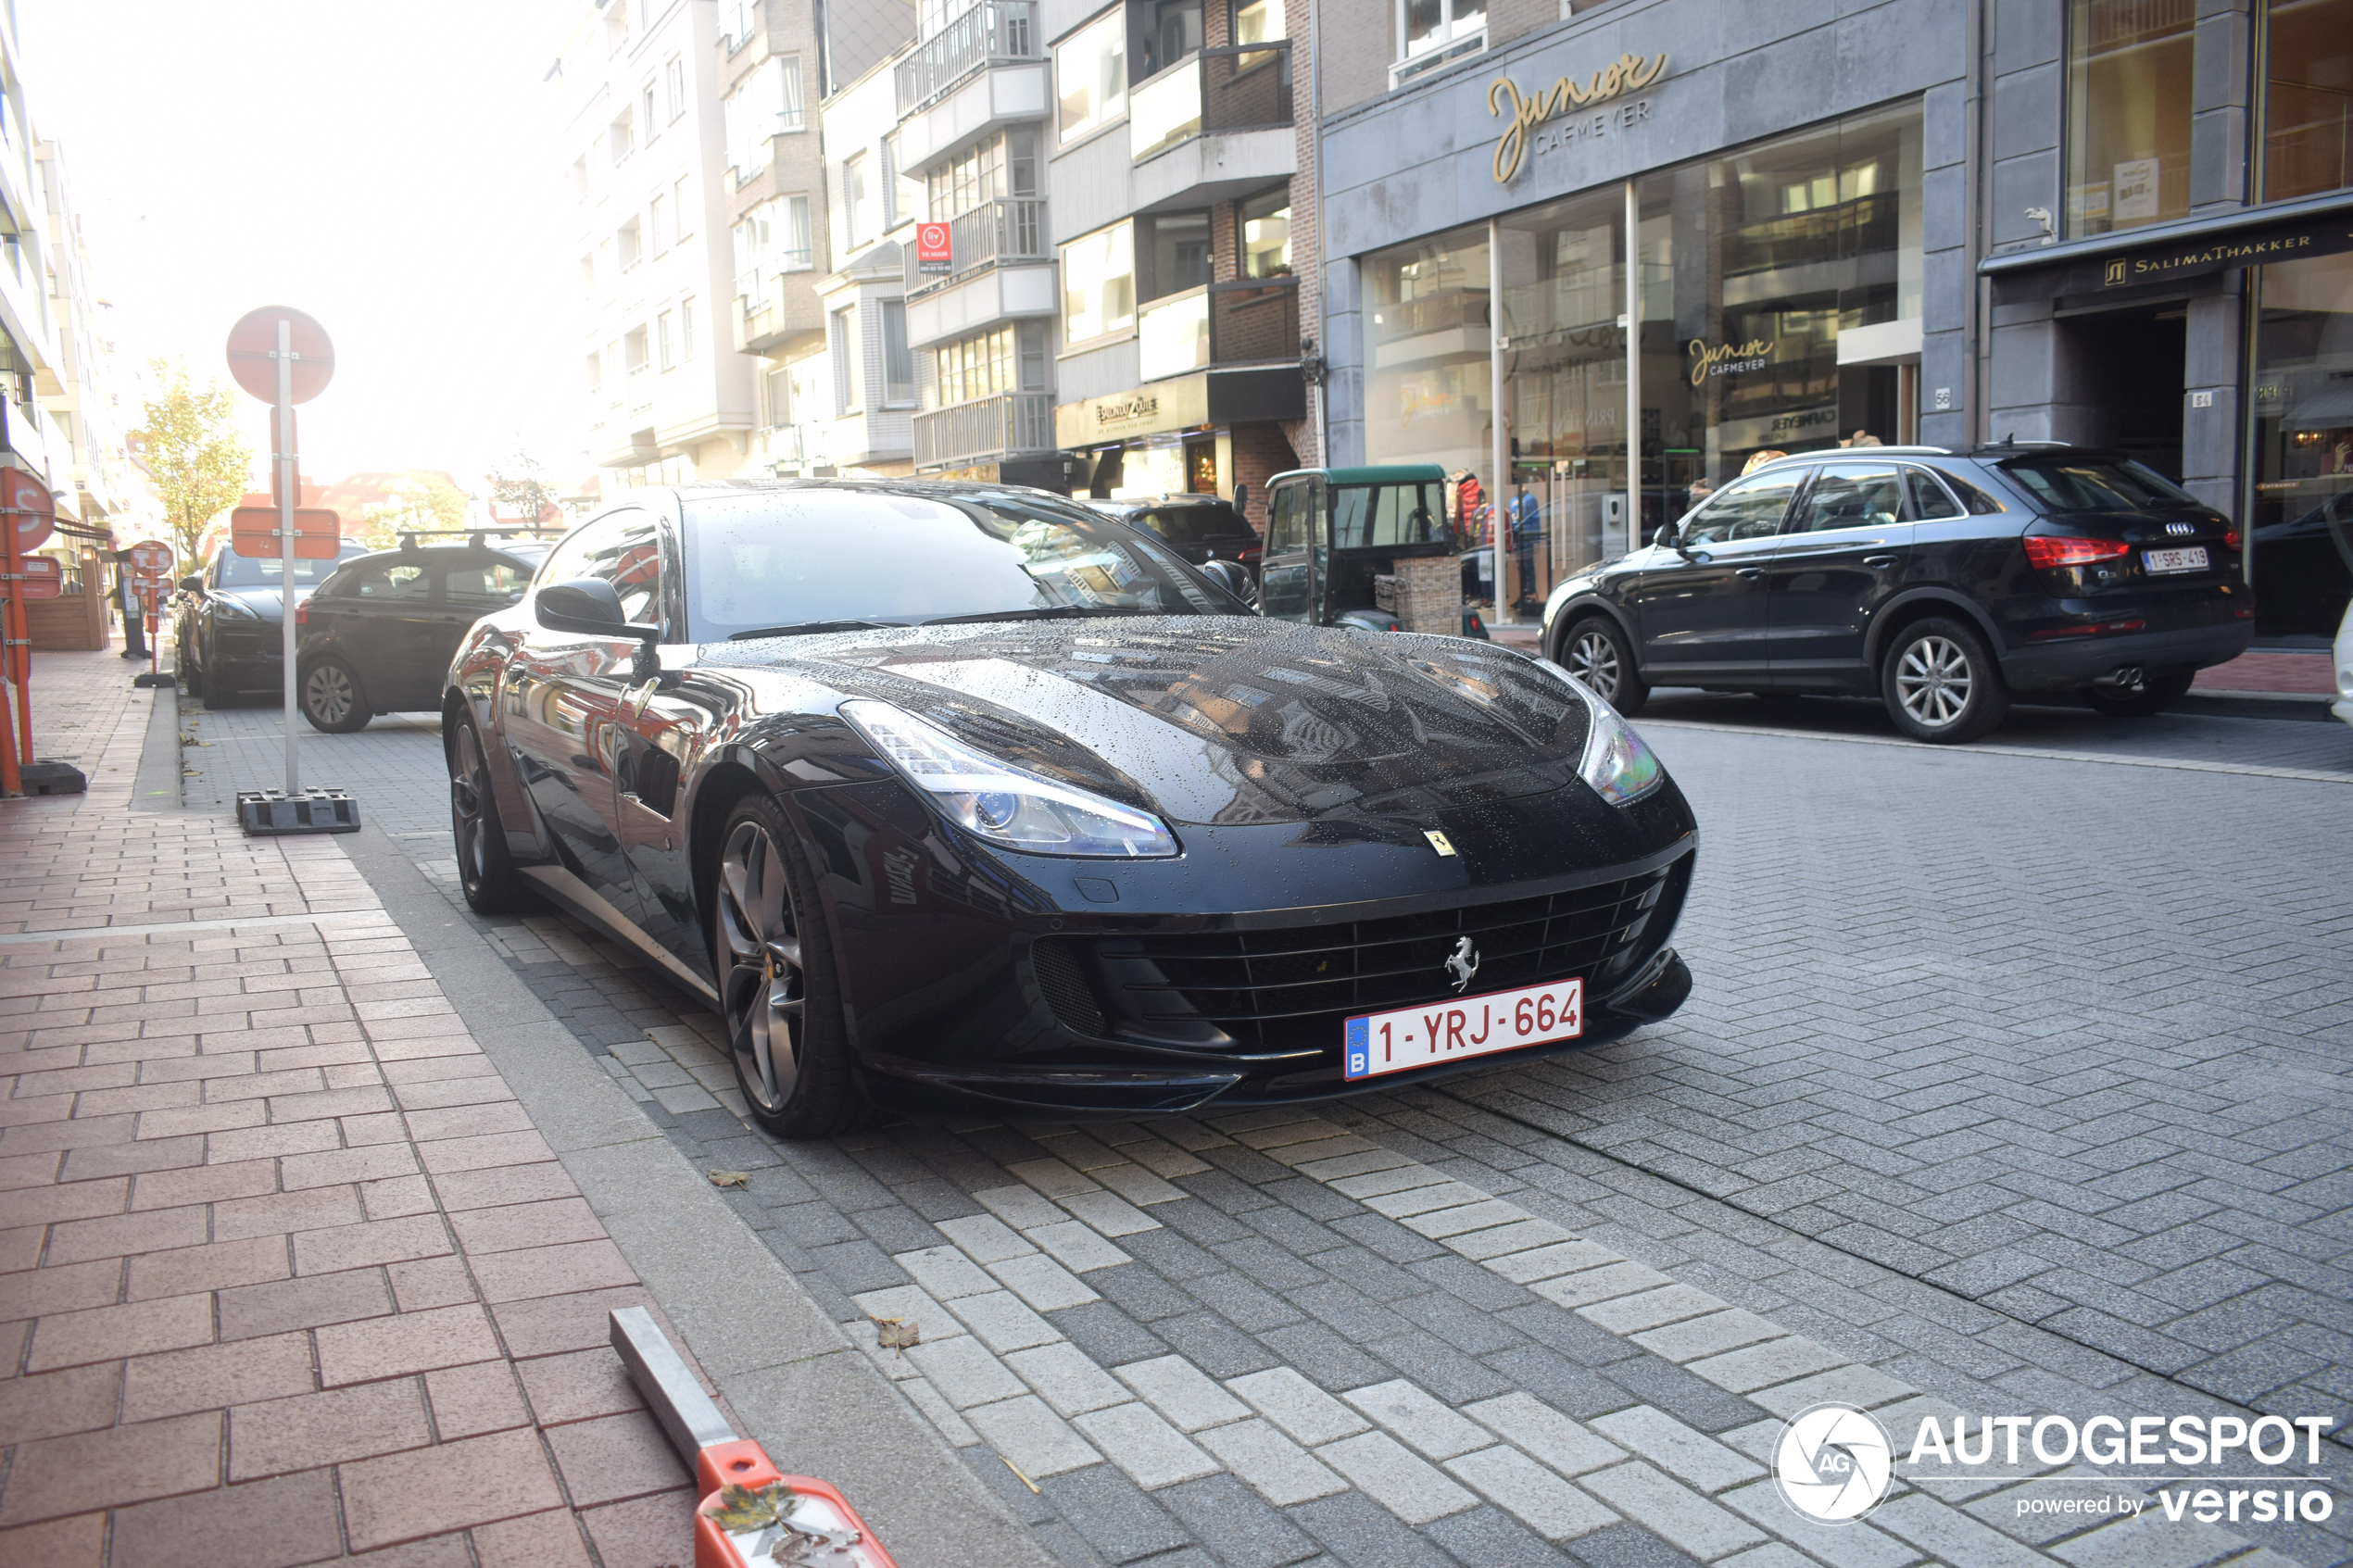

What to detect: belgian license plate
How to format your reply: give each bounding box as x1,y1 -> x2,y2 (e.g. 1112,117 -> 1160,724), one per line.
1344,979 -> 1583,1081
2144,546 -> 2208,574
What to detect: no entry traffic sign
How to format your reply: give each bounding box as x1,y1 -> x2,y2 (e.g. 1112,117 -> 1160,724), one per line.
1,468 -> 55,553
126,539 -> 175,579
225,307 -> 334,404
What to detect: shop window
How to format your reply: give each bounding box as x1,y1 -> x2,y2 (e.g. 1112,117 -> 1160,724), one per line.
1361,221 -> 1491,529
1058,10 -> 1127,143
2265,0 -> 2353,202
2248,250 -> 2353,637
1241,189 -> 1291,278
1063,221 -> 1137,345
2064,0 -> 2194,236
1392,0 -> 1486,86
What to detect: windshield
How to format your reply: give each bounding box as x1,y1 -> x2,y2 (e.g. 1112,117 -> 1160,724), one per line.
215,546 -> 363,588
683,487 -> 1231,640
1332,483 -> 1444,548
1997,458 -> 2200,512
1134,503 -> 1251,544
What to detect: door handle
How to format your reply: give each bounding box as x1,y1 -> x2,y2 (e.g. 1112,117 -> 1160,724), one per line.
1863,555 -> 1898,569
1735,567 -> 1764,579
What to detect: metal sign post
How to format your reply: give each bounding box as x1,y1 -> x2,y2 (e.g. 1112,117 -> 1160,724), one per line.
0,469 -> 70,796
224,306 -> 359,835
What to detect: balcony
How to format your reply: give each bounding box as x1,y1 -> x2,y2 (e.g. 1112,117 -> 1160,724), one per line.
913,390 -> 1055,470
735,258 -> 821,352
1130,44 -> 1292,164
904,198 -> 1048,299
896,1 -> 1038,116
1137,279 -> 1301,383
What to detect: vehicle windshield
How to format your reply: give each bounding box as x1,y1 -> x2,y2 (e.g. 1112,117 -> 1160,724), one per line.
1331,482 -> 1444,548
1133,503 -> 1250,544
215,546 -> 364,588
1996,457 -> 2200,512
683,487 -> 1232,640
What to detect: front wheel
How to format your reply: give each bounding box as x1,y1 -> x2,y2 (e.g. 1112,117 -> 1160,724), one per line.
2083,671 -> 2195,718
301,659 -> 373,733
712,795 -> 870,1139
447,713 -> 536,915
1881,618 -> 2009,744
1558,617 -> 1649,716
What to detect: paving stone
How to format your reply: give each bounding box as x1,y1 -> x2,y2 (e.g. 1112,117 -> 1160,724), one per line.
1064,1189 -> 1164,1237
1051,1300 -> 1172,1368
1578,1461 -> 1768,1562
1403,1199 -> 1532,1240
964,1394 -> 1101,1479
1743,1362 -> 1913,1420
1114,1353 -> 1252,1432
904,1334 -> 1026,1410
1712,1484 -> 1919,1568
1630,1311 -> 1787,1367
1453,1219 -> 1580,1261
1365,1182 -> 1490,1219
990,1250 -> 1102,1311
937,1212 -> 1038,1263
950,1288 -> 1065,1353
1581,1286 -> 1730,1336
1007,1342 -> 1135,1418
1466,1392 -> 1631,1477
1036,1462 -> 1193,1564
978,1182 -> 1071,1230
1034,1219 -> 1134,1273
1255,1322 -> 1393,1392
1088,1261 -> 1201,1322
1446,1443 -> 1624,1541
1073,1401 -> 1221,1488
1195,1419 -> 1350,1506
1684,1337 -> 1851,1396
1158,1474 -> 1323,1568
1588,1406 -> 1767,1495
1315,1430 -> 1480,1524
1342,1377 -> 1494,1461
1289,1490 -> 1461,1568
896,1244 -> 998,1300
1154,1311 -> 1282,1379
1428,1502 -> 1592,1568
1537,1263 -> 1679,1311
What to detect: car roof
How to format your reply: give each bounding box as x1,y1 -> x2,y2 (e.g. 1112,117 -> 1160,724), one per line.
332,541 -> 547,571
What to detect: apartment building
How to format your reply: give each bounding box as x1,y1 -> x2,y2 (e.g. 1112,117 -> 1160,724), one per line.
560,0 -> 756,486
37,141 -> 145,538
1044,0 -> 1312,521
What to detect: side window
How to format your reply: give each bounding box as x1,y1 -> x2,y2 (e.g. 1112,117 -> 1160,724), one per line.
585,515 -> 664,625
1928,466 -> 2008,514
1790,464 -> 1904,533
353,562 -> 431,599
442,560 -> 533,609
1905,468 -> 1965,521
1681,471 -> 1804,545
1260,481 -> 1314,622
1265,483 -> 1309,556
534,520 -> 608,588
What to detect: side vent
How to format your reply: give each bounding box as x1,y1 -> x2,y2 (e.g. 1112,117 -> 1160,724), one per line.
1029,937 -> 1108,1036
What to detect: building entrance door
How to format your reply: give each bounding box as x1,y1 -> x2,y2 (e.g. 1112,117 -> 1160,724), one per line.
2057,304 -> 2189,480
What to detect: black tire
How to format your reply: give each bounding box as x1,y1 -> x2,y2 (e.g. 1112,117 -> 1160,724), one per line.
201,676 -> 231,710
300,658 -> 373,733
711,793 -> 871,1139
2083,671 -> 2194,718
1556,616 -> 1649,716
178,649 -> 207,701
1881,617 -> 2009,743
447,712 -> 537,915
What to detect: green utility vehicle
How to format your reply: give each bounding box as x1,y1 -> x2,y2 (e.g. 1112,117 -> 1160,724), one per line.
1255,464 -> 1490,640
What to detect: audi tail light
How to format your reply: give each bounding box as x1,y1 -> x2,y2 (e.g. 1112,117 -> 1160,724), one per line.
295,601 -> 308,627
2223,528 -> 2241,550
2022,534 -> 2133,570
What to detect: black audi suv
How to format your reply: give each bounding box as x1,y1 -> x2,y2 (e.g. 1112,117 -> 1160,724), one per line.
445,482 -> 1696,1136
1540,445 -> 2254,743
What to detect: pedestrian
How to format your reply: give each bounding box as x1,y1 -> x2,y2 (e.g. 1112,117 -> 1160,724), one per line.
1509,483 -> 1541,613
115,550 -> 147,661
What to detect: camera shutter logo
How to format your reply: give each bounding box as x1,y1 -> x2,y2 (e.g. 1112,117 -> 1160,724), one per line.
1774,1403 -> 1894,1524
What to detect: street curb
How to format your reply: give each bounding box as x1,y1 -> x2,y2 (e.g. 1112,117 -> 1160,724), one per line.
1637,717 -> 2353,783
130,683 -> 179,812
332,817 -> 1063,1568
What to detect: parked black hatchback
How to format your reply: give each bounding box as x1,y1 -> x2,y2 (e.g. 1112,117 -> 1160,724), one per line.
1085,494 -> 1265,577
1539,445 -> 2255,743
293,537 -> 547,732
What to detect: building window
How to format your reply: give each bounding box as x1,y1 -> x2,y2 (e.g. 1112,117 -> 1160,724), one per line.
843,152 -> 874,249
585,350 -> 604,394
625,326 -> 651,373
610,109 -> 634,165
648,194 -> 669,255
579,254 -> 597,295
618,218 -> 643,270
881,300 -> 915,406
723,0 -> 757,50
764,364 -> 791,429
2064,0 -> 2193,236
831,307 -> 859,413
1240,188 -> 1291,278
724,57 -> 804,185
1062,221 -> 1136,344
775,56 -> 805,132
927,133 -> 1038,221
1235,0 -> 1285,44
681,297 -> 698,359
674,175 -> 695,240
933,322 -> 1049,407
1057,9 -> 1127,144
659,309 -> 677,371
665,56 -> 686,121
642,82 -> 659,143
1393,0 -> 1486,84
784,194 -> 813,269
2264,0 -> 2353,202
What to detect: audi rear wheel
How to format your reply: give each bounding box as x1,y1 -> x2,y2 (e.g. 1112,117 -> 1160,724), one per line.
1881,618 -> 2008,744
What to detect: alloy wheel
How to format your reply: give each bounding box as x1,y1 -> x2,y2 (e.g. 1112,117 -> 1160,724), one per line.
1894,635 -> 1972,729
1568,628 -> 1621,700
449,723 -> 491,895
306,664 -> 356,726
716,821 -> 806,1116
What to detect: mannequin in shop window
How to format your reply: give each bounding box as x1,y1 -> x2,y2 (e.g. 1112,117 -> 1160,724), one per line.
1508,483 -> 1541,615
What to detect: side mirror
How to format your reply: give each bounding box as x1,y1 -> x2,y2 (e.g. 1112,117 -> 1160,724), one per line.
1199,558 -> 1258,610
1652,523 -> 1678,549
1232,482 -> 1250,516
178,575 -> 203,594
535,578 -> 660,647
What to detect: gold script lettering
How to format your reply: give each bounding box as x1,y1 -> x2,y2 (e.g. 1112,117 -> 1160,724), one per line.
1490,52 -> 1669,183
1688,337 -> 1775,388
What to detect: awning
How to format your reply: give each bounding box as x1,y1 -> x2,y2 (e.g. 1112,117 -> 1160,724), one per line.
1979,190 -> 2353,302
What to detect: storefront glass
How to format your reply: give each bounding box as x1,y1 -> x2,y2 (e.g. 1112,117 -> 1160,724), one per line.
2249,251 -> 2353,637
1360,222 -> 1491,545
2263,0 -> 2353,202
2064,0 -> 2194,236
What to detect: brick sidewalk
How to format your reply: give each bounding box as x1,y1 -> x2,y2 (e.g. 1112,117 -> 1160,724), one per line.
0,652 -> 707,1566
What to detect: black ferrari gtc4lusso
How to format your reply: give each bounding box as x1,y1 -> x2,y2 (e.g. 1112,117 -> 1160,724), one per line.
444,481 -> 1697,1137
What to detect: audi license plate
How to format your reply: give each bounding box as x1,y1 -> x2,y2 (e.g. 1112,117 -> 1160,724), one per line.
1344,979 -> 1582,1081
2144,546 -> 2208,574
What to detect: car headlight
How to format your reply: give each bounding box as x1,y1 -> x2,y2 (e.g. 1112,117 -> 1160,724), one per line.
841,699 -> 1179,859
1551,669 -> 1664,807
209,596 -> 258,621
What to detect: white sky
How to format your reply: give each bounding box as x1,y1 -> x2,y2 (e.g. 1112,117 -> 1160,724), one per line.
23,0 -> 590,492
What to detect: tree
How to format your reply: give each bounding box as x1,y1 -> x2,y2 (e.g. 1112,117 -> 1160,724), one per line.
138,361 -> 253,568
487,449 -> 560,531
351,471 -> 471,549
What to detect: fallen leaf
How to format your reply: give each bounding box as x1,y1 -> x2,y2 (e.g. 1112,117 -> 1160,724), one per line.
708,1170 -> 751,1188
873,1315 -> 919,1353
707,1479 -> 796,1532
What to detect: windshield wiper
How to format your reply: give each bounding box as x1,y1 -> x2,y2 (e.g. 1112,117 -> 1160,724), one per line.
922,605 -> 1161,626
726,620 -> 900,640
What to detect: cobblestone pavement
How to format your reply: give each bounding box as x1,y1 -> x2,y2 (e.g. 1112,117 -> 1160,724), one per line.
179,684 -> 2353,1568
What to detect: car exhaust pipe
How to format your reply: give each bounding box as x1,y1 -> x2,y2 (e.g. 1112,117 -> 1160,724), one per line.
2094,665 -> 2146,695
